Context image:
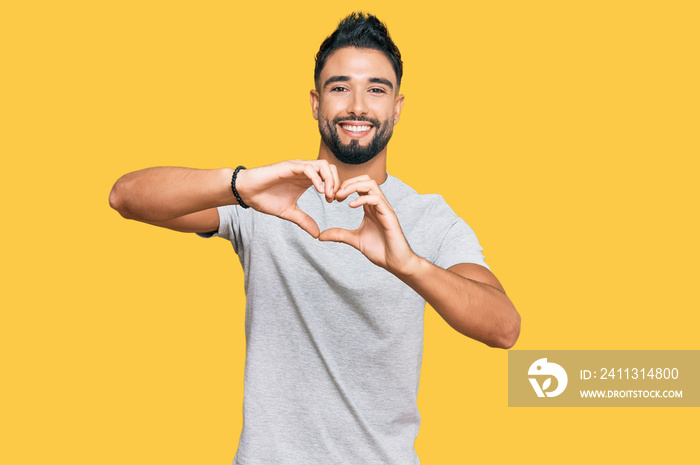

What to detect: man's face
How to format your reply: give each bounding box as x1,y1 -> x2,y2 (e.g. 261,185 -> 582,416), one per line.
311,47 -> 404,165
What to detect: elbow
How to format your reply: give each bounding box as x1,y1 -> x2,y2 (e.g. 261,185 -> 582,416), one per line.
494,310 -> 521,350
108,178 -> 133,219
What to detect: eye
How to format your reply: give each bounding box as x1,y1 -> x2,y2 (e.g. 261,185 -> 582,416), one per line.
369,88 -> 387,94
330,86 -> 348,92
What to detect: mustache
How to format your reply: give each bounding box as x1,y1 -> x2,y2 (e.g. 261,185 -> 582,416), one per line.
332,115 -> 381,128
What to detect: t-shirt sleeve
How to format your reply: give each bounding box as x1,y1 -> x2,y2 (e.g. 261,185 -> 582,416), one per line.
428,197 -> 490,271
433,216 -> 490,271
195,205 -> 241,247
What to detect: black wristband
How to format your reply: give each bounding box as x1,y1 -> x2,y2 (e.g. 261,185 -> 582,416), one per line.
231,166 -> 250,209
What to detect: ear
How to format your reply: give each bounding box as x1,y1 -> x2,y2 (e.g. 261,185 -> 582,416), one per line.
393,93 -> 405,125
310,89 -> 320,120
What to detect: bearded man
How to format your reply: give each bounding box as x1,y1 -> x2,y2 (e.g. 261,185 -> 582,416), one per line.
109,12 -> 520,465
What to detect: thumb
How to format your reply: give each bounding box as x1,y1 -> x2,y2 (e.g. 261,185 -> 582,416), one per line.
284,208 -> 320,238
318,227 -> 359,248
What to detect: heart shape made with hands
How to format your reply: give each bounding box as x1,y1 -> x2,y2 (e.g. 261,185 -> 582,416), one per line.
286,181 -> 411,271
296,196 -> 365,240
242,162 -> 409,269
288,176 -> 388,238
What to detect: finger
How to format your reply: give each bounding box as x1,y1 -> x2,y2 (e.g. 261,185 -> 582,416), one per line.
337,179 -> 383,201
336,178 -> 373,201
348,194 -> 384,209
302,165 -> 325,194
349,194 -> 396,218
313,160 -> 335,202
287,161 -> 322,192
283,208 -> 321,238
349,195 -> 400,230
318,227 -> 360,249
338,174 -> 371,193
329,164 -> 341,199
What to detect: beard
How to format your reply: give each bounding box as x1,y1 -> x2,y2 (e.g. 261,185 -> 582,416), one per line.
318,115 -> 394,165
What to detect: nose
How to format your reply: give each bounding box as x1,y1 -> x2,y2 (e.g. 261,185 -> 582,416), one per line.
347,91 -> 368,117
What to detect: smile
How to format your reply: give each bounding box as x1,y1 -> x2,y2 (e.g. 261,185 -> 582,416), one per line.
339,123 -> 373,135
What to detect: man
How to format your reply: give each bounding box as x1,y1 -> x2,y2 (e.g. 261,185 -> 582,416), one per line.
110,12 -> 520,465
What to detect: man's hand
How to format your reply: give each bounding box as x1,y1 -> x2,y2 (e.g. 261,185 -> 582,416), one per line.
318,175 -> 418,275
236,159 -> 340,238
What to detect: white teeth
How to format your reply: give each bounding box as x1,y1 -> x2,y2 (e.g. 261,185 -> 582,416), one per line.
340,124 -> 371,133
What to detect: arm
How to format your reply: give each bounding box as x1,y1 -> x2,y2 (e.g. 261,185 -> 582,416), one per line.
318,175 -> 520,349
109,167 -> 234,232
397,260 -> 520,349
109,160 -> 341,235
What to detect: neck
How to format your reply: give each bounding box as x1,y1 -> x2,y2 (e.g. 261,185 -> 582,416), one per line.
317,142 -> 388,185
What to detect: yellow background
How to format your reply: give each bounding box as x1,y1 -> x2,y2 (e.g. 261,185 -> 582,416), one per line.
2,1 -> 698,463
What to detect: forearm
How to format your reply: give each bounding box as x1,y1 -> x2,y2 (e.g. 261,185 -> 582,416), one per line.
396,257 -> 521,349
109,167 -> 236,222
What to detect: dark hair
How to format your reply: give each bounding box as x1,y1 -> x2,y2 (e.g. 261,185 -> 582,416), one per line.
314,12 -> 403,90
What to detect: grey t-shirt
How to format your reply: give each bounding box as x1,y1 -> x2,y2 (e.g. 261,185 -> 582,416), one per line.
203,174 -> 488,465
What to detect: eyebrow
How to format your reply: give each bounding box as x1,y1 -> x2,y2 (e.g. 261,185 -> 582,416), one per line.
323,75 -> 394,90
369,77 -> 393,89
